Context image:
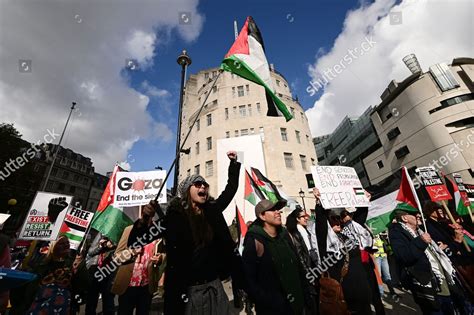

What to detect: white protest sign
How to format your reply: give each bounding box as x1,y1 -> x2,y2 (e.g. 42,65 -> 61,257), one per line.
59,206 -> 93,250
311,165 -> 369,209
114,170 -> 167,207
0,213 -> 11,230
19,192 -> 72,241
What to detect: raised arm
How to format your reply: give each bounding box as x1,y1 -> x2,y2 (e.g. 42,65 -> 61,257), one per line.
352,190 -> 371,225
214,151 -> 241,211
313,188 -> 329,259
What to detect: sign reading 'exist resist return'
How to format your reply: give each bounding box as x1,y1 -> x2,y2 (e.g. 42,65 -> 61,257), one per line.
311,165 -> 370,210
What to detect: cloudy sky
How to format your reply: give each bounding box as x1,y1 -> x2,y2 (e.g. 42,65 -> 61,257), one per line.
0,0 -> 472,179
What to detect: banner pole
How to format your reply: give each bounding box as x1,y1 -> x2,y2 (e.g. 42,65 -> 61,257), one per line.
441,200 -> 471,252
467,205 -> 474,223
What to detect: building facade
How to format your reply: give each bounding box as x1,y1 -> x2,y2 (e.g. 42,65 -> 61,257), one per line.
179,67 -> 318,217
86,172 -> 109,212
313,107 -> 382,188
363,57 -> 474,186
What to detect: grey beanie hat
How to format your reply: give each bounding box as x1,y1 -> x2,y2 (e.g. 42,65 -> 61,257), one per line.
178,174 -> 207,198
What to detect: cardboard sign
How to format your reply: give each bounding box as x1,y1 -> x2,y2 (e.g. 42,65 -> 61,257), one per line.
0,214 -> 11,230
453,173 -> 471,206
19,192 -> 72,241
311,166 -> 369,209
114,170 -> 167,207
59,207 -> 93,249
416,167 -> 452,202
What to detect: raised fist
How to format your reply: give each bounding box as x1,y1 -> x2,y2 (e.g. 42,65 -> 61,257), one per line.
227,151 -> 237,161
48,197 -> 68,223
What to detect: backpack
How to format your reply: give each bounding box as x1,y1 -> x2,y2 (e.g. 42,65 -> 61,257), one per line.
318,253 -> 350,315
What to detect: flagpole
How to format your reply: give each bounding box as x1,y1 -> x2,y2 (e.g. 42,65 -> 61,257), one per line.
440,200 -> 471,252
154,70 -> 224,204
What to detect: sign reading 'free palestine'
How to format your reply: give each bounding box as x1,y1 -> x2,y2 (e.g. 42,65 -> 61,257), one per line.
311,166 -> 369,209
416,166 -> 452,202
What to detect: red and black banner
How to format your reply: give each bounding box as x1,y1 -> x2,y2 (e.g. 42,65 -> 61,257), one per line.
416,167 -> 452,202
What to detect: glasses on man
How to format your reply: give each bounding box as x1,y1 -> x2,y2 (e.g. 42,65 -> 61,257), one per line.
192,181 -> 209,189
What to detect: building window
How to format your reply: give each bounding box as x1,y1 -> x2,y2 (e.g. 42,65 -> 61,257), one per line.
430,93 -> 474,114
212,86 -> 217,93
206,113 -> 212,126
250,128 -> 255,134
256,102 -> 261,113
195,142 -> 200,155
205,160 -> 213,177
237,86 -> 244,97
206,137 -> 212,150
276,80 -> 280,87
280,128 -> 288,142
300,155 -> 307,171
311,158 -> 315,165
377,160 -> 384,169
194,164 -> 200,175
69,186 -> 76,193
196,119 -> 200,131
187,169 -> 191,177
290,107 -> 295,116
248,104 -> 252,116
295,130 -> 301,144
429,63 -> 459,92
395,146 -> 410,159
233,106 -> 237,116
239,105 -> 247,117
387,127 -> 401,140
284,153 -> 294,168
225,131 -> 230,138
259,127 -> 265,141
306,135 -> 310,142
212,71 -> 217,78
62,171 -> 69,180
235,130 -> 239,137
301,112 -> 305,121
232,87 -> 236,98
241,129 -> 249,136
204,72 -> 209,79
51,168 -> 58,176
58,182 -> 65,190
245,84 -> 249,95
225,108 -> 229,120
212,99 -> 217,105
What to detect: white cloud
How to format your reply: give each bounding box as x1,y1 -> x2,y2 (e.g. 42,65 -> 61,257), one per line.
305,0 -> 474,137
141,80 -> 171,98
0,0 -> 203,173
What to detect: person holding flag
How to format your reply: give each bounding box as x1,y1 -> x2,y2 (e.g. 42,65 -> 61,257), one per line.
128,151 -> 241,314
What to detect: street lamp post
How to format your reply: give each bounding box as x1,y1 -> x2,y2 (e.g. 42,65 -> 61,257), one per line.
172,50 -> 192,195
299,188 -> 306,211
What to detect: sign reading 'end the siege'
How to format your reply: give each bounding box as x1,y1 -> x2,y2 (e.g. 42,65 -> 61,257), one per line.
416,167 -> 452,202
114,170 -> 167,207
311,166 -> 369,209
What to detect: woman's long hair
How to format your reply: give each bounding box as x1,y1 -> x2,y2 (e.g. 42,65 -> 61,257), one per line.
179,189 -> 213,248
286,209 -> 304,235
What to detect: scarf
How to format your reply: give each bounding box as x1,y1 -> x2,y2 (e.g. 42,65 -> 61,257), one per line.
341,220 -> 373,249
399,223 -> 456,288
250,225 -> 305,314
297,225 -> 311,251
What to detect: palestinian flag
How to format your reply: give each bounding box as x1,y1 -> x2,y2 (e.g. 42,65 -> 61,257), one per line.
236,205 -> 248,254
90,165 -> 139,244
366,190 -> 399,235
59,221 -> 86,250
251,167 -> 286,204
245,169 -> 265,205
221,16 -> 293,121
395,166 -> 422,213
445,174 -> 470,216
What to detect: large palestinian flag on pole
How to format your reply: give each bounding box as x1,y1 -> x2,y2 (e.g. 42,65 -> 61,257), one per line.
244,169 -> 265,206
221,16 -> 293,121
90,165 -> 139,244
396,166 -> 422,213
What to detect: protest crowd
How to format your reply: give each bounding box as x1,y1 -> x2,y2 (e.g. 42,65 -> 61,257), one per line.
1,149 -> 474,315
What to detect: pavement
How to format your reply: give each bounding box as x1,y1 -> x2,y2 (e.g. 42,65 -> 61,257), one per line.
80,281 -> 421,314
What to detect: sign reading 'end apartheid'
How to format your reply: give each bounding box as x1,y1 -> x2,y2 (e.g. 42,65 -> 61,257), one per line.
114,170 -> 167,207
416,166 -> 452,202
311,165 -> 369,209
59,206 -> 93,250
19,192 -> 72,241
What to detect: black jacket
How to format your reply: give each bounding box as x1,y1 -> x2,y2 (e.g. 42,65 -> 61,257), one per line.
242,226 -> 309,315
388,223 -> 433,287
127,160 -> 241,314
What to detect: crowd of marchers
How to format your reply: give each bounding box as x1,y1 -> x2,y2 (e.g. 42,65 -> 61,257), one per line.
1,150 -> 474,315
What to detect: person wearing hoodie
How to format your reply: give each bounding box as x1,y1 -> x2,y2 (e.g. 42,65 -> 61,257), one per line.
126,151 -> 241,315
242,199 -> 313,315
